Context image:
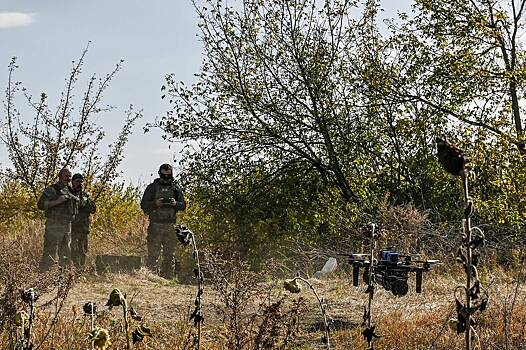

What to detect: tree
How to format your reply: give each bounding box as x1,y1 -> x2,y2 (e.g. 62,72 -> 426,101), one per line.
156,0 -> 412,208
2,44 -> 142,200
390,0 -> 526,153
382,0 -> 526,229
157,0 -> 524,245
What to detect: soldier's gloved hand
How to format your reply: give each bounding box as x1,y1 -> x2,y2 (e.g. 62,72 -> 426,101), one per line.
57,195 -> 68,204
169,198 -> 176,207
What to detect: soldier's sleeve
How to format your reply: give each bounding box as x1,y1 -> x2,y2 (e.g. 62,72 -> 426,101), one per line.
140,184 -> 156,214
37,187 -> 56,211
173,183 -> 186,212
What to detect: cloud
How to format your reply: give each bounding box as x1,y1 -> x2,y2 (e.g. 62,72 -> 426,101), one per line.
0,12 -> 35,29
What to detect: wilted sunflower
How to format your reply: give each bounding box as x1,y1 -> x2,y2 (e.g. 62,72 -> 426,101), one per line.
176,226 -> 193,246
20,288 -> 38,304
132,325 -> 152,344
436,137 -> 469,176
283,279 -> 302,293
448,318 -> 459,333
83,301 -> 97,315
14,310 -> 28,327
88,327 -> 111,350
106,288 -> 126,309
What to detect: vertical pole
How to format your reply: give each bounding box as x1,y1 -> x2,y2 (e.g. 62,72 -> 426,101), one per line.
463,174 -> 472,350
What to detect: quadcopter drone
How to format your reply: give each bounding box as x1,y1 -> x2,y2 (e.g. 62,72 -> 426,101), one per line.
341,249 -> 440,296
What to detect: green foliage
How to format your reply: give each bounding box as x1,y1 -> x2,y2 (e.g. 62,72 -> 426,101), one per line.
0,179 -> 41,232
91,183 -> 144,236
387,0 -> 526,234
181,161 -> 361,262
1,1 -> 524,259
160,0 -> 525,253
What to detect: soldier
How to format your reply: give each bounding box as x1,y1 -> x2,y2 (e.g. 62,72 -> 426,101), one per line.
37,168 -> 78,272
70,173 -> 96,268
140,164 -> 186,279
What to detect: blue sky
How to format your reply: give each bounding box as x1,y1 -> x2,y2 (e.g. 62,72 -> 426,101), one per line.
0,0 -> 412,185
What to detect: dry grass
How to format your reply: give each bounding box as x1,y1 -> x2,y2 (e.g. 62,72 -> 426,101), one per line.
1,262 -> 526,349
1,216 -> 526,349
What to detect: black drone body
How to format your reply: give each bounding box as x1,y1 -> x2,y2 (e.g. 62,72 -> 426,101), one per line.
342,250 -> 439,296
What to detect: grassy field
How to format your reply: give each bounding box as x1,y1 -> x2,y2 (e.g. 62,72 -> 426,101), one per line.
1,219 -> 525,349
2,260 -> 525,349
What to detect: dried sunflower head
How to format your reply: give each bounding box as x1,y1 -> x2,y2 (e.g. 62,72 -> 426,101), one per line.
106,289 -> 126,308
20,288 -> 38,304
14,310 -> 28,327
283,279 -> 302,293
176,225 -> 193,246
436,137 -> 469,177
132,325 -> 152,344
88,327 -> 111,350
448,318 -> 459,333
83,301 -> 97,315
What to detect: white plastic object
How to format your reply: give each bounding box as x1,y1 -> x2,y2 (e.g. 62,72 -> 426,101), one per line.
313,257 -> 337,278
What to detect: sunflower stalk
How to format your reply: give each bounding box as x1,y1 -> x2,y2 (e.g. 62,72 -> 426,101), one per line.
288,276 -> 331,350
436,138 -> 488,350
122,300 -> 131,350
189,227 -> 204,350
20,288 -> 37,350
106,289 -> 130,350
364,223 -> 378,350
82,301 -> 97,349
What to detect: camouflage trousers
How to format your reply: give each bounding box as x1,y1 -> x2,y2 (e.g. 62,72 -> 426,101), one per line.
39,219 -> 71,272
147,222 -> 180,279
71,228 -> 89,268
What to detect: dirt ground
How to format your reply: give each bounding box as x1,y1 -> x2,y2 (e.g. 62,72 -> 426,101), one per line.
51,265 -> 461,329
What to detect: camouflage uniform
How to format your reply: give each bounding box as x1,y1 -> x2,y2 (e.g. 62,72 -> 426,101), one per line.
37,183 -> 78,271
71,190 -> 96,267
140,178 -> 186,278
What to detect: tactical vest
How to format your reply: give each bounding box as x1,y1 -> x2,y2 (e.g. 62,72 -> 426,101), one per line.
72,193 -> 94,232
149,181 -> 177,222
40,184 -> 78,221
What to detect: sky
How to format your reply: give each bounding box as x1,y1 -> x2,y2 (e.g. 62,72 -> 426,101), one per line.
0,0 -> 413,185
